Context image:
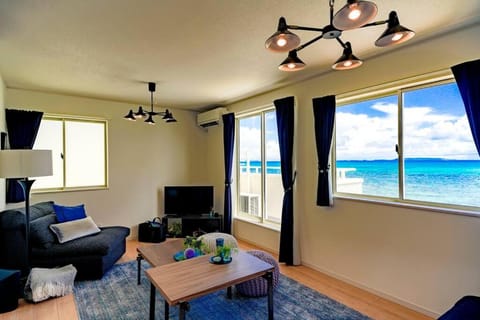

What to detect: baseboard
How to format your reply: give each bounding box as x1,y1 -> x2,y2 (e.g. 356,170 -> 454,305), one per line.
301,260 -> 440,319
235,236 -> 279,256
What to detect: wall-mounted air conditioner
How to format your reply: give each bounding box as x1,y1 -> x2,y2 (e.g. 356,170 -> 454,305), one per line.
197,107 -> 227,128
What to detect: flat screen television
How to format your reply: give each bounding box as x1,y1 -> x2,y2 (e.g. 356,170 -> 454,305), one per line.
164,186 -> 214,216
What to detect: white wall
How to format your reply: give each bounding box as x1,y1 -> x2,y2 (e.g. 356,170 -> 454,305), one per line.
208,22 -> 480,316
5,88 -> 211,234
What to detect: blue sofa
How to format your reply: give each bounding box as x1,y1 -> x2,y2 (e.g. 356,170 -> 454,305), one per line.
0,201 -> 130,280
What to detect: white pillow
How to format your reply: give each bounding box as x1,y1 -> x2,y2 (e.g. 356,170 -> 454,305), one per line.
49,216 -> 101,244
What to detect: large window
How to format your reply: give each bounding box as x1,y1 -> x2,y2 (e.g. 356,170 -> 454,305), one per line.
32,116 -> 107,191
237,109 -> 282,224
335,79 -> 480,209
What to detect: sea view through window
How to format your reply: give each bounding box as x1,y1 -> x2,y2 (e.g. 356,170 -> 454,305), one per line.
335,80 -> 480,209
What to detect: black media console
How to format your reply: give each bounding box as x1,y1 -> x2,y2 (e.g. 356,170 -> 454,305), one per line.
162,215 -> 223,237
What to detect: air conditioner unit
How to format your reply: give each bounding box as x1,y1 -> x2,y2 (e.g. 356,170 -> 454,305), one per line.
239,193 -> 260,217
197,107 -> 226,128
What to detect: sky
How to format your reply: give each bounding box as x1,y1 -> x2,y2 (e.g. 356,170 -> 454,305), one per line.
237,82 -> 478,163
336,82 -> 479,160
239,110 -> 280,162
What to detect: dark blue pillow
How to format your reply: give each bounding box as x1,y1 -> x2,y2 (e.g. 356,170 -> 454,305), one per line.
53,204 -> 87,223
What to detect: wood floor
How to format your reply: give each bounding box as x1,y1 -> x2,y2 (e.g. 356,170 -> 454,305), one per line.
0,239 -> 433,320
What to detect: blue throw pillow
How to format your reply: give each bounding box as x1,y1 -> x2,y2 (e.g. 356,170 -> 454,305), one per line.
53,204 -> 87,223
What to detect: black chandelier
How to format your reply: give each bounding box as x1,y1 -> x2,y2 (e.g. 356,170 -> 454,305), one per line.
265,0 -> 415,71
124,82 -> 176,125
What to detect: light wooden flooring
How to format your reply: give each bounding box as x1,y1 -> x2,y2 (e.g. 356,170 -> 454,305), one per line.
0,239 -> 434,320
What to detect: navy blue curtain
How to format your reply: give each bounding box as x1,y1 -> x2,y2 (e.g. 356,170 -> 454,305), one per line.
274,96 -> 295,265
451,59 -> 480,156
5,109 -> 43,203
222,113 -> 235,234
313,95 -> 336,206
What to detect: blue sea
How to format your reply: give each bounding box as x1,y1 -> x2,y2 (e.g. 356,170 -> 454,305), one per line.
241,159 -> 480,207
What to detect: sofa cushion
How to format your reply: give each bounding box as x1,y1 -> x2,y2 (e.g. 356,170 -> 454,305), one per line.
49,217 -> 100,244
30,213 -> 57,249
53,204 -> 87,223
32,226 -> 130,258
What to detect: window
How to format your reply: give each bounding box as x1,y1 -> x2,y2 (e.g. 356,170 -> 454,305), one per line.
32,116 -> 107,191
237,109 -> 282,224
335,79 -> 480,209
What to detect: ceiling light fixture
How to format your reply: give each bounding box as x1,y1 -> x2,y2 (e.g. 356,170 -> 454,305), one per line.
124,82 -> 176,125
265,0 -> 415,71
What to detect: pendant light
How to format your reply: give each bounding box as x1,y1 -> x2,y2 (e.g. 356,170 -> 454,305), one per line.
123,82 -> 176,125
265,0 -> 414,72
331,42 -> 363,70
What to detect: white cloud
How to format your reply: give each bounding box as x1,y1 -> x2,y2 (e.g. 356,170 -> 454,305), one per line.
336,102 -> 478,160
239,126 -> 280,161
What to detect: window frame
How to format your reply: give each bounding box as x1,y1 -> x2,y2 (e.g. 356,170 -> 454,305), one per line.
333,72 -> 480,213
32,114 -> 109,193
235,106 -> 281,227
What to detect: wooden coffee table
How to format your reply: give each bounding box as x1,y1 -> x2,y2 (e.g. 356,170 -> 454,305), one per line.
136,238 -> 184,285
146,250 -> 275,320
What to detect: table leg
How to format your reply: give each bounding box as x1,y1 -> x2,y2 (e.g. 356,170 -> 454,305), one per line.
150,283 -> 156,320
164,300 -> 169,320
266,271 -> 274,320
227,286 -> 232,299
179,302 -> 190,320
137,254 -> 143,285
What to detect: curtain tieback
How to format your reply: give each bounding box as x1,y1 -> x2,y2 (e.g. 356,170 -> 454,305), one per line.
224,179 -> 232,187
284,171 -> 297,193
318,164 -> 330,174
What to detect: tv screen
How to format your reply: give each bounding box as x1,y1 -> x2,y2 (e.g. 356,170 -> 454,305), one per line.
164,186 -> 214,216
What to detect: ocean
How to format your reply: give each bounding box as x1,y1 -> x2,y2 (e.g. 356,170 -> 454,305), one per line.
240,159 -> 480,208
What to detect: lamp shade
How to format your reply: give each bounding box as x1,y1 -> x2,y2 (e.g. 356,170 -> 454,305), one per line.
333,0 -> 378,30
278,50 -> 306,71
0,150 -> 53,178
332,42 -> 363,70
265,17 -> 301,52
375,11 -> 415,47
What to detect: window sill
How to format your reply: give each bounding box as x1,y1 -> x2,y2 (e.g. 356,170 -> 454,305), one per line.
334,194 -> 480,218
234,216 -> 281,232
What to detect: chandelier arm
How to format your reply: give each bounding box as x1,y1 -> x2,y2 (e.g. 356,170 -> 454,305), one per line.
296,33 -> 325,52
288,25 -> 325,32
360,19 -> 388,28
335,37 -> 347,49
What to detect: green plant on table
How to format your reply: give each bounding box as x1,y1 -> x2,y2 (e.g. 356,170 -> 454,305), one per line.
215,244 -> 237,260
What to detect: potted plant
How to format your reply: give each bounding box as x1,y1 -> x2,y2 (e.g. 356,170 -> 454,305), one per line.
167,222 -> 182,238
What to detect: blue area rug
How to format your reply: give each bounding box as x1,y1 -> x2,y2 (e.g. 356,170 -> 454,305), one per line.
74,260 -> 371,320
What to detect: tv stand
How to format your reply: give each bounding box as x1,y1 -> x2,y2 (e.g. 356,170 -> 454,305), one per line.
162,215 -> 223,237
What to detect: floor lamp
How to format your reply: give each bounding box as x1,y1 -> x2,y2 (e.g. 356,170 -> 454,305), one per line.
0,150 -> 53,273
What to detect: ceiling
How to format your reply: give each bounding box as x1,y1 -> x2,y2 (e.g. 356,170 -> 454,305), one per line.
0,0 -> 479,111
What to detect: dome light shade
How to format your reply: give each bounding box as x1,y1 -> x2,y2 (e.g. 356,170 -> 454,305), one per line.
278,51 -> 306,72
333,0 -> 378,30
375,11 -> 415,47
265,17 -> 301,52
332,42 -> 363,70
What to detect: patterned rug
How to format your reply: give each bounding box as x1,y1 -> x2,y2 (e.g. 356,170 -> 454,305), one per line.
74,260 -> 371,320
